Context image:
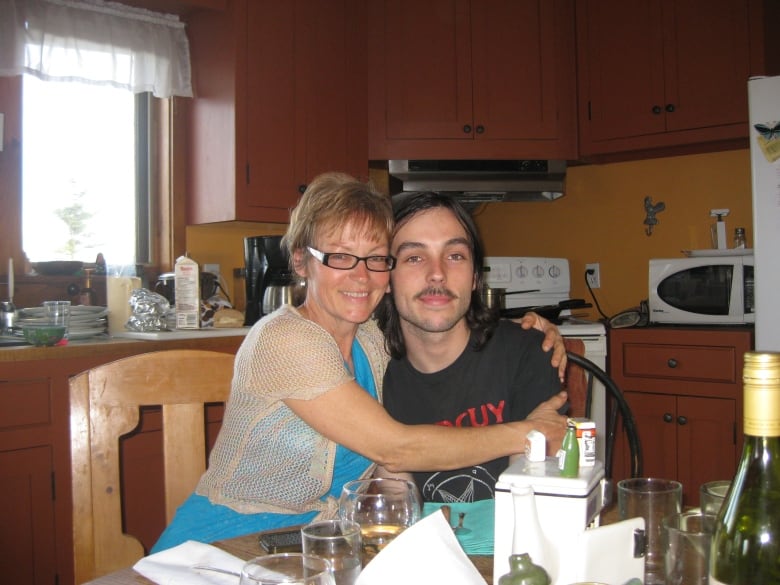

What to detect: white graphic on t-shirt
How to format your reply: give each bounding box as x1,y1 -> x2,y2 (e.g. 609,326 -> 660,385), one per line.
422,466 -> 497,502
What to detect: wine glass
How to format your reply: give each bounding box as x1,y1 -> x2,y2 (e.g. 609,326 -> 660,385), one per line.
338,478 -> 422,565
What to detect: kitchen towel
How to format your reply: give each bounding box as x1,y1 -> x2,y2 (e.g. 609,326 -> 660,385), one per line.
355,510 -> 485,585
423,499 -> 494,555
133,540 -> 245,585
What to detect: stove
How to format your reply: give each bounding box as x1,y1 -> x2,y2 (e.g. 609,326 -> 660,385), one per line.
484,257 -> 608,462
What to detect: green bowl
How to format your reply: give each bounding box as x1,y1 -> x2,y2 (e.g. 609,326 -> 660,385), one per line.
22,324 -> 67,346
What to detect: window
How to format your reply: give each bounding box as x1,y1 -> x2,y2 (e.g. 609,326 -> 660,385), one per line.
21,75 -> 151,269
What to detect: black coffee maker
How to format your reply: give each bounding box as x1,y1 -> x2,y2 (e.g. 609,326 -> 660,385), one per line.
244,235 -> 296,325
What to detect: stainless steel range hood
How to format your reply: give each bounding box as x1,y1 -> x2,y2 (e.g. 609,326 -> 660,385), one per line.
388,159 -> 566,203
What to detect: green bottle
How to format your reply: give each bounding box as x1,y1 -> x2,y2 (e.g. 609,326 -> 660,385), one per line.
498,553 -> 551,585
558,423 -> 579,478
710,351 -> 780,584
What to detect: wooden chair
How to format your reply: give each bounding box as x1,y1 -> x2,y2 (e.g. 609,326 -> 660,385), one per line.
69,349 -> 235,584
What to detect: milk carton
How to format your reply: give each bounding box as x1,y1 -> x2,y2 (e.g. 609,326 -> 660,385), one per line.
174,255 -> 200,329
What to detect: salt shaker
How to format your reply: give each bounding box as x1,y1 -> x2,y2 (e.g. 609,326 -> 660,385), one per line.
733,227 -> 747,249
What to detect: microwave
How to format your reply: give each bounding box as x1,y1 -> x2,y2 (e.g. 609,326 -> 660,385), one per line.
648,256 -> 755,324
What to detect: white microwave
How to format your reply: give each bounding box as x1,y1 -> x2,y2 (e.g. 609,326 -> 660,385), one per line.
648,256 -> 755,324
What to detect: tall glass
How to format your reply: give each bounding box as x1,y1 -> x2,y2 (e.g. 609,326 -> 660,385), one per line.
338,478 -> 422,565
239,553 -> 334,585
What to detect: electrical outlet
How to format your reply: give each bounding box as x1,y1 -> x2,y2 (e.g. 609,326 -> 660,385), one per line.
204,263 -> 221,276
586,263 -> 601,289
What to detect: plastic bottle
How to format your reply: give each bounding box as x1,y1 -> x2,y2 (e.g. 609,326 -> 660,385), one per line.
709,351 -> 780,584
558,423 -> 580,478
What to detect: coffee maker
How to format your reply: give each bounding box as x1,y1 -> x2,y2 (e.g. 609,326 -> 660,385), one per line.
244,235 -> 296,326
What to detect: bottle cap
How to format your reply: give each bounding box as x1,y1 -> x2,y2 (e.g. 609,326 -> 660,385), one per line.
743,352 -> 780,437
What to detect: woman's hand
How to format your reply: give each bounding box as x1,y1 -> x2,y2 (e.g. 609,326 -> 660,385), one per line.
515,311 -> 567,380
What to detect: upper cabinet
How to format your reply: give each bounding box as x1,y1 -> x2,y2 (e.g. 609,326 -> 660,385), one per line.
185,0 -> 367,224
367,0 -> 577,160
576,0 -> 779,159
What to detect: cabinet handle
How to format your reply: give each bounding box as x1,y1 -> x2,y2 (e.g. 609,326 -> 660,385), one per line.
663,413 -> 673,423
665,103 -> 676,113
298,184 -> 307,194
667,358 -> 678,368
652,105 -> 662,114
476,125 -> 485,134
463,124 -> 472,134
677,415 -> 688,425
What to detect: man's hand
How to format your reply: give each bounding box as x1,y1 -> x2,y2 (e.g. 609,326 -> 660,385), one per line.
516,311 -> 567,380
525,390 -> 569,455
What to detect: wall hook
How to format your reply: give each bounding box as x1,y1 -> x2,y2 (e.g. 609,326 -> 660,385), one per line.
643,196 -> 666,236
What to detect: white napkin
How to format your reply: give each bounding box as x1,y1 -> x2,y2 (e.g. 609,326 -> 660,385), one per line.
355,510 -> 485,585
133,540 -> 246,585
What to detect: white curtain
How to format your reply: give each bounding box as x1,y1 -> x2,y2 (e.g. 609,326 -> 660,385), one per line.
0,0 -> 192,97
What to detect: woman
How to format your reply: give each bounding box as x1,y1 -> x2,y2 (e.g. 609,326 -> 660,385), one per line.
153,172 -> 567,551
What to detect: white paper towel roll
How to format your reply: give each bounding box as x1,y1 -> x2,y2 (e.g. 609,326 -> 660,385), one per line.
107,276 -> 141,334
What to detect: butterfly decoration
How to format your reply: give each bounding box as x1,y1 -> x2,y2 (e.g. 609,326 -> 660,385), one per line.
754,121 -> 780,141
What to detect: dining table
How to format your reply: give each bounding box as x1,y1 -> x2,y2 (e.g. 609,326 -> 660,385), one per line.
81,526 -> 495,584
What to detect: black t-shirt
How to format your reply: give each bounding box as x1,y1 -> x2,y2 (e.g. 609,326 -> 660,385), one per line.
383,320 -> 561,503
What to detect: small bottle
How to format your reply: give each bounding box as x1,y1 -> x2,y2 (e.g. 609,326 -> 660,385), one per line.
558,423 -> 580,478
733,227 -> 747,249
709,352 -> 780,584
79,268 -> 97,306
498,553 -> 551,585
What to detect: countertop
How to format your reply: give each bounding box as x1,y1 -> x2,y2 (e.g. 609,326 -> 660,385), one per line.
0,329 -> 249,363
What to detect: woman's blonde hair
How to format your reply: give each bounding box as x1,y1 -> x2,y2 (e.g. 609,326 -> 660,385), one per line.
282,172 -> 393,270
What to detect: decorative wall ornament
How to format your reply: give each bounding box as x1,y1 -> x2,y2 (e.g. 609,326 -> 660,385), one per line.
643,196 -> 666,236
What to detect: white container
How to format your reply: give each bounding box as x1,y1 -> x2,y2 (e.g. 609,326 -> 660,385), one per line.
174,255 -> 200,329
107,276 -> 141,335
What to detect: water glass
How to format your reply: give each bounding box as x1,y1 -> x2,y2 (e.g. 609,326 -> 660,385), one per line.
700,480 -> 730,517
662,510 -> 717,585
301,520 -> 361,585
239,553 -> 334,585
44,300 -> 71,338
338,478 -> 422,565
618,478 -> 682,585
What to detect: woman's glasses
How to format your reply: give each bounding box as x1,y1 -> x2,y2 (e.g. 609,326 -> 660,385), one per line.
308,247 -> 396,272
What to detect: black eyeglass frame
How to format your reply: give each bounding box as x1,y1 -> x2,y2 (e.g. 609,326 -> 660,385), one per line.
307,246 -> 396,272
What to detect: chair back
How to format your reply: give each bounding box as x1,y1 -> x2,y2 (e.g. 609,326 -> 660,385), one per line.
564,349 -> 643,481
69,349 -> 234,583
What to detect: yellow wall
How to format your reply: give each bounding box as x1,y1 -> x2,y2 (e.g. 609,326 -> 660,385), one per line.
474,149 -> 753,320
186,149 -> 753,320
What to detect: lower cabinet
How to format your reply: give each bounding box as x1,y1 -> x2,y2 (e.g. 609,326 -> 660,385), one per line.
0,338 -> 242,585
609,327 -> 753,506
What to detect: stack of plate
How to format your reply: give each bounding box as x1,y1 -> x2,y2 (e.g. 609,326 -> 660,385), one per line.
16,305 -> 108,340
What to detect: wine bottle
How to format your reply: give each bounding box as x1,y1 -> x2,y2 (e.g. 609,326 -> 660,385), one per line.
709,351 -> 780,584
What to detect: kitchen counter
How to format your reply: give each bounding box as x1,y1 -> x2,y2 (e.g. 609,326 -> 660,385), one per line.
0,329 -> 248,362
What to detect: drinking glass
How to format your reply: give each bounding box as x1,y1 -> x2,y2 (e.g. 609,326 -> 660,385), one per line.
700,480 -> 731,517
239,553 -> 334,585
301,519 -> 361,585
618,477 -> 682,585
338,478 -> 422,565
44,300 -> 71,339
662,510 -> 717,585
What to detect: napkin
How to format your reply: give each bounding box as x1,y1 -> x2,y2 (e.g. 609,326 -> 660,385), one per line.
355,510 -> 485,585
133,540 -> 246,585
423,499 -> 494,555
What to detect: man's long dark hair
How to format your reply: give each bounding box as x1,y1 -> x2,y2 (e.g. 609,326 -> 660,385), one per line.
375,191 -> 499,360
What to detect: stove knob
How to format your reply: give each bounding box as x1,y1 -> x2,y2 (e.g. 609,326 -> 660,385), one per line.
549,265 -> 560,278
516,266 -> 528,278
532,265 -> 544,278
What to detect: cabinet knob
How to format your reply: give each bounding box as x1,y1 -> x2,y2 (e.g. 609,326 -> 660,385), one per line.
298,184 -> 307,194
665,103 -> 676,113
476,125 -> 485,134
663,413 -> 673,423
667,358 -> 678,368
652,105 -> 662,114
677,415 -> 688,425
463,124 -> 472,134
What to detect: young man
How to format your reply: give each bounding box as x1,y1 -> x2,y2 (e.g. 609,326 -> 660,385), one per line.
375,191 -> 567,503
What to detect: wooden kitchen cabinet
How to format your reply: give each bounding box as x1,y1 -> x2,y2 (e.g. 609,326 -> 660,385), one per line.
0,336 -> 243,585
609,327 -> 753,506
185,0 -> 367,224
576,0 -> 780,159
367,0 -> 577,160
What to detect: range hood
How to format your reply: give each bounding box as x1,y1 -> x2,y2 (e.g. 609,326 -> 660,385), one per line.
388,159 -> 566,203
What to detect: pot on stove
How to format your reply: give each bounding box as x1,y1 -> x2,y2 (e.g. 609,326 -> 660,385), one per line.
481,287 -> 541,311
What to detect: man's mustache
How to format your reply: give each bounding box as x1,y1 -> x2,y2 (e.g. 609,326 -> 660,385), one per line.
415,287 -> 457,300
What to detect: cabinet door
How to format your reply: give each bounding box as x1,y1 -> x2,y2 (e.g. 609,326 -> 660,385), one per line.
381,0 -> 473,140
661,0 -> 752,133
577,0 -> 666,142
624,391 -> 677,481
675,396 -> 737,506
0,447 -> 57,585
